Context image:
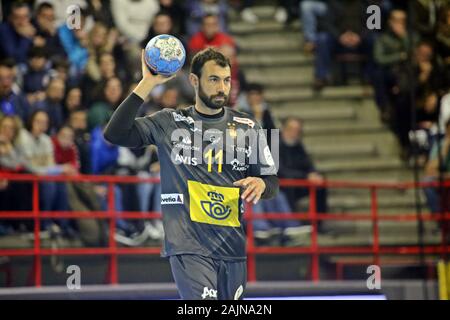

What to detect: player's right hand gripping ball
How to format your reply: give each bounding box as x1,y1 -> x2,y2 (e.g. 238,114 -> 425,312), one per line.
144,34 -> 186,77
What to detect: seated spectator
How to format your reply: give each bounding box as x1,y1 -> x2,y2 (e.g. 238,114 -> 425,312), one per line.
275,0 -> 301,26
436,5 -> 450,86
111,0 -> 160,79
423,119 -> 450,234
87,0 -> 116,29
111,0 -> 159,44
16,110 -> 75,233
90,125 -> 119,175
300,0 -> 328,54
52,125 -> 79,173
237,85 -> 310,243
313,0 -> 375,90
50,57 -> 73,86
88,77 -> 123,131
147,68 -> 195,106
57,8 -> 89,77
278,117 -> 328,232
139,86 -> 179,116
236,0 -> 258,24
33,77 -> 66,133
415,42 -> 441,126
0,2 -> 35,64
63,86 -> 83,118
68,109 -> 91,174
32,2 -> 66,62
140,11 -> 176,49
115,145 -> 164,242
0,59 -> 30,122
373,9 -> 420,156
185,0 -> 229,37
21,46 -> 50,106
217,44 -> 246,107
439,91 -> 450,134
0,115 -> 33,233
82,52 -> 122,106
51,125 -> 82,237
86,22 -> 128,86
0,115 -> 27,174
158,0 -> 187,37
412,0 -> 446,38
34,0 -> 92,28
414,42 -> 441,96
188,14 -> 235,55
90,125 -> 136,235
237,83 -> 276,144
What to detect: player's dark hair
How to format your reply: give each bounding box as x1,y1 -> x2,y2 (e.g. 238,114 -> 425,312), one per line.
190,48 -> 231,78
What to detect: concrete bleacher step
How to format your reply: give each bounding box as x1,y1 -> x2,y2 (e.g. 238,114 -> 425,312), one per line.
319,221 -> 438,238
245,72 -> 314,88
286,232 -> 442,247
238,52 -> 312,68
316,158 -> 404,174
308,143 -> 377,160
231,22 -> 302,35
326,194 -> 427,211
230,21 -> 291,34
235,31 -> 301,42
355,221 -> 439,234
237,38 -> 303,52
0,233 -> 83,249
324,170 -> 415,184
330,186 -> 425,198
275,98 -> 370,110
303,122 -> 384,136
264,85 -> 373,103
304,131 -> 398,149
229,5 -> 303,23
272,105 -> 357,122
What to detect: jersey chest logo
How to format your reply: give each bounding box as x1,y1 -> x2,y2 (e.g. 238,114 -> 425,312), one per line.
200,191 -> 232,221
188,180 -> 240,227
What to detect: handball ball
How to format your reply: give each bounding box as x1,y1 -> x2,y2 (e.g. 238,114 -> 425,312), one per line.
144,34 -> 186,77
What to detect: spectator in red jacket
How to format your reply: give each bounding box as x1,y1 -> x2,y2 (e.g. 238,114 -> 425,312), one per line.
51,124 -> 79,172
188,14 -> 235,55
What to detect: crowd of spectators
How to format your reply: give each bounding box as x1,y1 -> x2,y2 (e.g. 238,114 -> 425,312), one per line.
0,0 -> 247,243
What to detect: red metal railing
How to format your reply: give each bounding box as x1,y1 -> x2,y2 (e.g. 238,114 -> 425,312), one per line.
0,173 -> 449,286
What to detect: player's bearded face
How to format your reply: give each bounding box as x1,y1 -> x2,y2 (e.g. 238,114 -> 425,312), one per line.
198,80 -> 229,110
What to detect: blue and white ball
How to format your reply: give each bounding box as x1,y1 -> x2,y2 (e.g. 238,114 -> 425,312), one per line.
144,34 -> 186,77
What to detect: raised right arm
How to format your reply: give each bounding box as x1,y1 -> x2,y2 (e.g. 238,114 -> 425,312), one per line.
103,50 -> 175,148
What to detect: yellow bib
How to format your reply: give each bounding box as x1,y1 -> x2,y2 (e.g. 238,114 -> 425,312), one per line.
188,180 -> 241,227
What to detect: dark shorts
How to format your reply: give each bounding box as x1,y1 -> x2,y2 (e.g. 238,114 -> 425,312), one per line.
169,254 -> 247,300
